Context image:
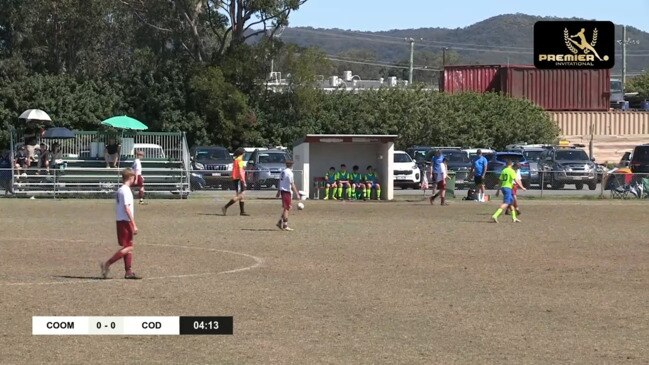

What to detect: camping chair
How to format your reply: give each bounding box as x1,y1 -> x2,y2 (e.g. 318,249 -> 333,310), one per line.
642,177 -> 649,199
609,173 -> 633,199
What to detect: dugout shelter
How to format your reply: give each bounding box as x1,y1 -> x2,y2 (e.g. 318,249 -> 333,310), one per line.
292,134 -> 398,200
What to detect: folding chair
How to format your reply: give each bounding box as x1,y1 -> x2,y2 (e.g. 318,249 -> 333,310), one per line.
609,173 -> 632,199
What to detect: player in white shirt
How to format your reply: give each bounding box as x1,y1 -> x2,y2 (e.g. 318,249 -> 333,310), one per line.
275,159 -> 301,231
132,150 -> 145,204
429,158 -> 450,206
100,168 -> 141,279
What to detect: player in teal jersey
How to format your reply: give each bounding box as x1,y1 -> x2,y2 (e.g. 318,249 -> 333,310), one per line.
335,164 -> 352,200
324,167 -> 337,200
364,165 -> 381,200
492,160 -> 526,223
350,165 -> 365,200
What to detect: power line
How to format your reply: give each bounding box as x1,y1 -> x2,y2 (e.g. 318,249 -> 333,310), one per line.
325,57 -> 441,72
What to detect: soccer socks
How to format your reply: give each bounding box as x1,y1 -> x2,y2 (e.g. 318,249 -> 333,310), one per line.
224,199 -> 235,210
239,201 -> 245,214
361,186 -> 366,199
324,187 -> 330,199
124,252 -> 133,273
493,208 -> 503,219
377,188 -> 381,199
337,186 -> 342,199
511,209 -> 517,221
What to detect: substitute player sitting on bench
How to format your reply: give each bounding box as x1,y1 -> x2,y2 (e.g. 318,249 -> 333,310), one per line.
350,165 -> 365,200
336,164 -> 352,200
364,165 -> 381,200
324,167 -> 337,200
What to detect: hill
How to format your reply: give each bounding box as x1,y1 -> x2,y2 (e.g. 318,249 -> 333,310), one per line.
280,14 -> 649,79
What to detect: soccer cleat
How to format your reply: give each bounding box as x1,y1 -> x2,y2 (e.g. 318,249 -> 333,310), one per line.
323,196 -> 329,200
516,209 -> 521,216
240,212 -> 250,216
283,227 -> 294,231
100,262 -> 109,279
221,206 -> 227,216
429,195 -> 436,205
492,216 -> 499,223
276,220 -> 285,230
513,218 -> 522,223
124,273 -> 142,280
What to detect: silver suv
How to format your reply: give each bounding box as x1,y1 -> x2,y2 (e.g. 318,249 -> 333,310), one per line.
538,147 -> 597,190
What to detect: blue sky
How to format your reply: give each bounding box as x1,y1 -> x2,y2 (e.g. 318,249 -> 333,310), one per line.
289,0 -> 649,32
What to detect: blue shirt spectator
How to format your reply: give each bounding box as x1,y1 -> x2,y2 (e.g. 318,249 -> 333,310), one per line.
432,151 -> 444,175
473,154 -> 488,177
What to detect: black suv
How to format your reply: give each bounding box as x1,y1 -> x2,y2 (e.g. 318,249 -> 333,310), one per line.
629,145 -> 649,173
537,147 -> 598,190
190,146 -> 233,188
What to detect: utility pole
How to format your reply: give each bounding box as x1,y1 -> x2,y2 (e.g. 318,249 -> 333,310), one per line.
618,25 -> 640,95
442,47 -> 448,68
406,38 -> 415,85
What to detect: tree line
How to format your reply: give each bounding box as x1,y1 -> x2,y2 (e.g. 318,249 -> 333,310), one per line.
0,0 -> 560,151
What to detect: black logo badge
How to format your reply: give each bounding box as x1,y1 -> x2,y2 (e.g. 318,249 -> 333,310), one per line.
534,21 -> 615,69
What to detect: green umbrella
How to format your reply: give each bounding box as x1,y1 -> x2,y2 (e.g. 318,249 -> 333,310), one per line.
101,115 -> 148,130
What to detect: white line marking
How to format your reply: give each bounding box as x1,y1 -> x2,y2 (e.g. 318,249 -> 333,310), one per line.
1,238 -> 264,286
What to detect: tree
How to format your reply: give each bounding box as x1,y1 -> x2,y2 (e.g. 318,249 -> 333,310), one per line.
120,0 -> 309,63
626,71 -> 649,98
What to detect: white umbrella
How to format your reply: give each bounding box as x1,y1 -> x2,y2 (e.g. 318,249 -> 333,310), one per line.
19,109 -> 52,122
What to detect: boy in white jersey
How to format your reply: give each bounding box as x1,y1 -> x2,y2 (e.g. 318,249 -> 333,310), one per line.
276,159 -> 300,231
132,150 -> 146,204
100,168 -> 141,279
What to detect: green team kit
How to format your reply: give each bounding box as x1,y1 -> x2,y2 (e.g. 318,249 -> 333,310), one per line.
323,166 -> 381,200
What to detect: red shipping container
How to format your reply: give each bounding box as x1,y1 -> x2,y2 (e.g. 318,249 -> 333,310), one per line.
441,65 -> 502,93
441,65 -> 611,111
500,66 -> 610,111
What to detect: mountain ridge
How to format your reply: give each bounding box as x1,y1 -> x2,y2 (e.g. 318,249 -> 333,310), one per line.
280,14 -> 649,75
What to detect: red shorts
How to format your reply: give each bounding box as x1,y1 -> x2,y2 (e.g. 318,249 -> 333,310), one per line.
281,191 -> 292,210
134,175 -> 144,187
436,181 -> 446,190
116,221 -> 134,247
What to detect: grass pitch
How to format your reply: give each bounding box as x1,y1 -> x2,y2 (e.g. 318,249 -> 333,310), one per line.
1,197 -> 649,364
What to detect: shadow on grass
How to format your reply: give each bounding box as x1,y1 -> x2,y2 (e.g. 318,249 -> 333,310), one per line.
241,228 -> 277,232
54,275 -> 105,280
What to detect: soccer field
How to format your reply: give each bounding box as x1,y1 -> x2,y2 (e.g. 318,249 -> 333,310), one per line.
2,198 -> 649,364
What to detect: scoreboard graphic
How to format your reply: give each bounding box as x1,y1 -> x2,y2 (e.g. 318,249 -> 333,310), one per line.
33,316 -> 233,335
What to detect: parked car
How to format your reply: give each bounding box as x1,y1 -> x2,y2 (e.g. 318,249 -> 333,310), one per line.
507,147 -> 547,187
537,147 -> 597,190
463,148 -> 495,160
393,151 -> 421,189
190,172 -> 206,190
130,143 -> 166,159
629,144 -> 649,174
190,146 -> 233,188
246,149 -> 289,189
440,149 -> 472,188
484,152 -> 531,189
243,147 -> 267,167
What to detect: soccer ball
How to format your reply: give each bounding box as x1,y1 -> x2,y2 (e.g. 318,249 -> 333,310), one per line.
297,202 -> 305,210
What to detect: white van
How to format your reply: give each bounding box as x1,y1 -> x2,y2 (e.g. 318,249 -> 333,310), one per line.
131,143 -> 166,159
